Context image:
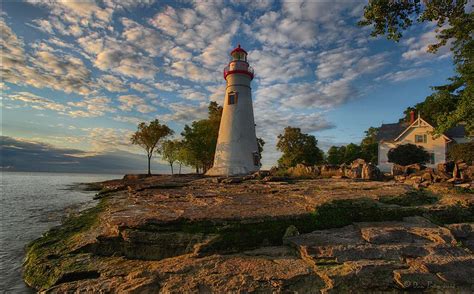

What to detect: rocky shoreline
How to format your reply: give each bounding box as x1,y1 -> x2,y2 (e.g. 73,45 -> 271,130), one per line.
23,175 -> 473,292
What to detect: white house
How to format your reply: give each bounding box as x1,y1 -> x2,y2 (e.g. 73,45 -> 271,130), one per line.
377,112 -> 469,172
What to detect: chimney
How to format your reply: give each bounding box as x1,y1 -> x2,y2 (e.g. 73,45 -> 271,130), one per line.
410,110 -> 415,124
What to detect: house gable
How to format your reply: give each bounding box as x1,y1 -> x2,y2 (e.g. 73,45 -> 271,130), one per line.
394,117 -> 452,143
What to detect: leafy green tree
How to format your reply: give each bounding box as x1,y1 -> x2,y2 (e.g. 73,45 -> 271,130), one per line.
388,143 -> 430,166
159,139 -> 181,175
257,137 -> 265,161
343,143 -> 362,164
131,119 -> 173,176
276,126 -> 324,168
181,102 -> 222,173
327,146 -> 348,165
360,0 -> 473,135
448,142 -> 474,164
360,127 -> 379,163
176,141 -> 190,175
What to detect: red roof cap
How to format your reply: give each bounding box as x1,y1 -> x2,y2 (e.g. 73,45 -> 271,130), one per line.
230,44 -> 247,55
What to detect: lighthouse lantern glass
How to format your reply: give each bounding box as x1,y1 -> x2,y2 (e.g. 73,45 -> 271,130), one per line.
232,51 -> 246,61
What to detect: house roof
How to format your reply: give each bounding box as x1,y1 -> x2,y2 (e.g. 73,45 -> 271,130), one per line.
444,125 -> 467,138
377,118 -> 466,142
376,123 -> 407,141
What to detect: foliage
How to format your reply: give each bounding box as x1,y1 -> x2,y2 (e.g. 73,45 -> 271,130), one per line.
257,137 -> 265,160
360,0 -> 474,135
387,143 -> 430,166
327,127 -> 379,165
326,144 -> 361,165
360,127 -> 379,163
276,126 -> 324,168
379,190 -> 439,207
327,146 -> 345,165
448,142 -> 474,164
159,139 -> 182,175
131,119 -> 173,175
180,102 -> 222,173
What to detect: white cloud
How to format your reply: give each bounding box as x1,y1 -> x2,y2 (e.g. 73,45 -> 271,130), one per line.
130,82 -> 154,93
375,68 -> 432,83
98,75 -> 127,92
67,96 -> 114,117
7,91 -> 69,112
161,102 -> 208,123
402,30 -> 451,61
118,95 -> 156,113
154,81 -> 182,92
1,20 -> 93,95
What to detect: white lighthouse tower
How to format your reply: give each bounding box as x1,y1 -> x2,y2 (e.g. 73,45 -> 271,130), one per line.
206,44 -> 260,176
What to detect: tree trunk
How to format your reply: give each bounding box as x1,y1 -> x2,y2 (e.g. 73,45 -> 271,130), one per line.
147,154 -> 151,176
170,163 -> 174,175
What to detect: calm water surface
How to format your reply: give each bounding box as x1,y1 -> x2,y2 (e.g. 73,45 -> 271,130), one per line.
0,172 -> 121,293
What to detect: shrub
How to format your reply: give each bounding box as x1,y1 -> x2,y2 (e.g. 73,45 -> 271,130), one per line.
448,142 -> 474,164
388,143 -> 430,166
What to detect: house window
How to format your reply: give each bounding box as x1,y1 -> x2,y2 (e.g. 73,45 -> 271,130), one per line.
429,153 -> 435,164
228,92 -> 238,105
415,134 -> 427,143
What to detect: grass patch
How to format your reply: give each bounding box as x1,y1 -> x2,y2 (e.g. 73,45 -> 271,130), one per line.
379,190 -> 439,207
23,198 -> 107,290
425,202 -> 474,224
312,198 -> 424,229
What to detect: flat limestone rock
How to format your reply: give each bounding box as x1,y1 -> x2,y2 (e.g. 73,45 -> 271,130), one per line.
24,176 -> 474,292
47,253 -> 325,293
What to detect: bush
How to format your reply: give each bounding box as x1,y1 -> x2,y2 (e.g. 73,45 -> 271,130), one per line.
448,142 -> 474,164
388,143 -> 430,166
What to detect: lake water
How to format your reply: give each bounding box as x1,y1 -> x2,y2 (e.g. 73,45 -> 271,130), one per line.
0,172 -> 121,293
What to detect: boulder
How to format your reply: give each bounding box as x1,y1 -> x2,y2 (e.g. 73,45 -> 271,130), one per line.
405,163 -> 425,175
349,158 -> 365,178
361,163 -> 382,180
438,161 -> 455,174
392,164 -> 405,176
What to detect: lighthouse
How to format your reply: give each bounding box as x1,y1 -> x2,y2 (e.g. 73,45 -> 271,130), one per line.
206,45 -> 260,176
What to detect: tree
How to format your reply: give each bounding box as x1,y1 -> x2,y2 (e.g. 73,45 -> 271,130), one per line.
276,126 -> 324,168
359,0 -> 474,135
159,139 -> 181,175
257,137 -> 265,160
387,143 -> 430,166
131,119 -> 173,176
327,146 -> 344,165
180,102 -> 222,173
343,143 -> 362,164
360,127 -> 379,163
448,142 -> 474,164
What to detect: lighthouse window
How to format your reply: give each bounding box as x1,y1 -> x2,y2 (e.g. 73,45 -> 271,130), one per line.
228,92 -> 238,105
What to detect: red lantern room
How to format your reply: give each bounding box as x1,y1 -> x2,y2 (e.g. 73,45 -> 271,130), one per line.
224,44 -> 254,80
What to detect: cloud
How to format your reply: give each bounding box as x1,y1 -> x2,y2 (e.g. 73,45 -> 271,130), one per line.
130,82 -> 154,93
1,20 -> 93,95
161,102 -> 208,123
0,135 -> 168,173
250,48 -> 311,85
67,96 -> 114,117
118,95 -> 156,113
98,74 -> 127,92
376,68 -> 432,83
6,92 -> 69,112
402,30 -> 451,61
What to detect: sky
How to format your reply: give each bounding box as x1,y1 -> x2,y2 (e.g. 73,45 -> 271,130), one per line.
0,0 -> 456,173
